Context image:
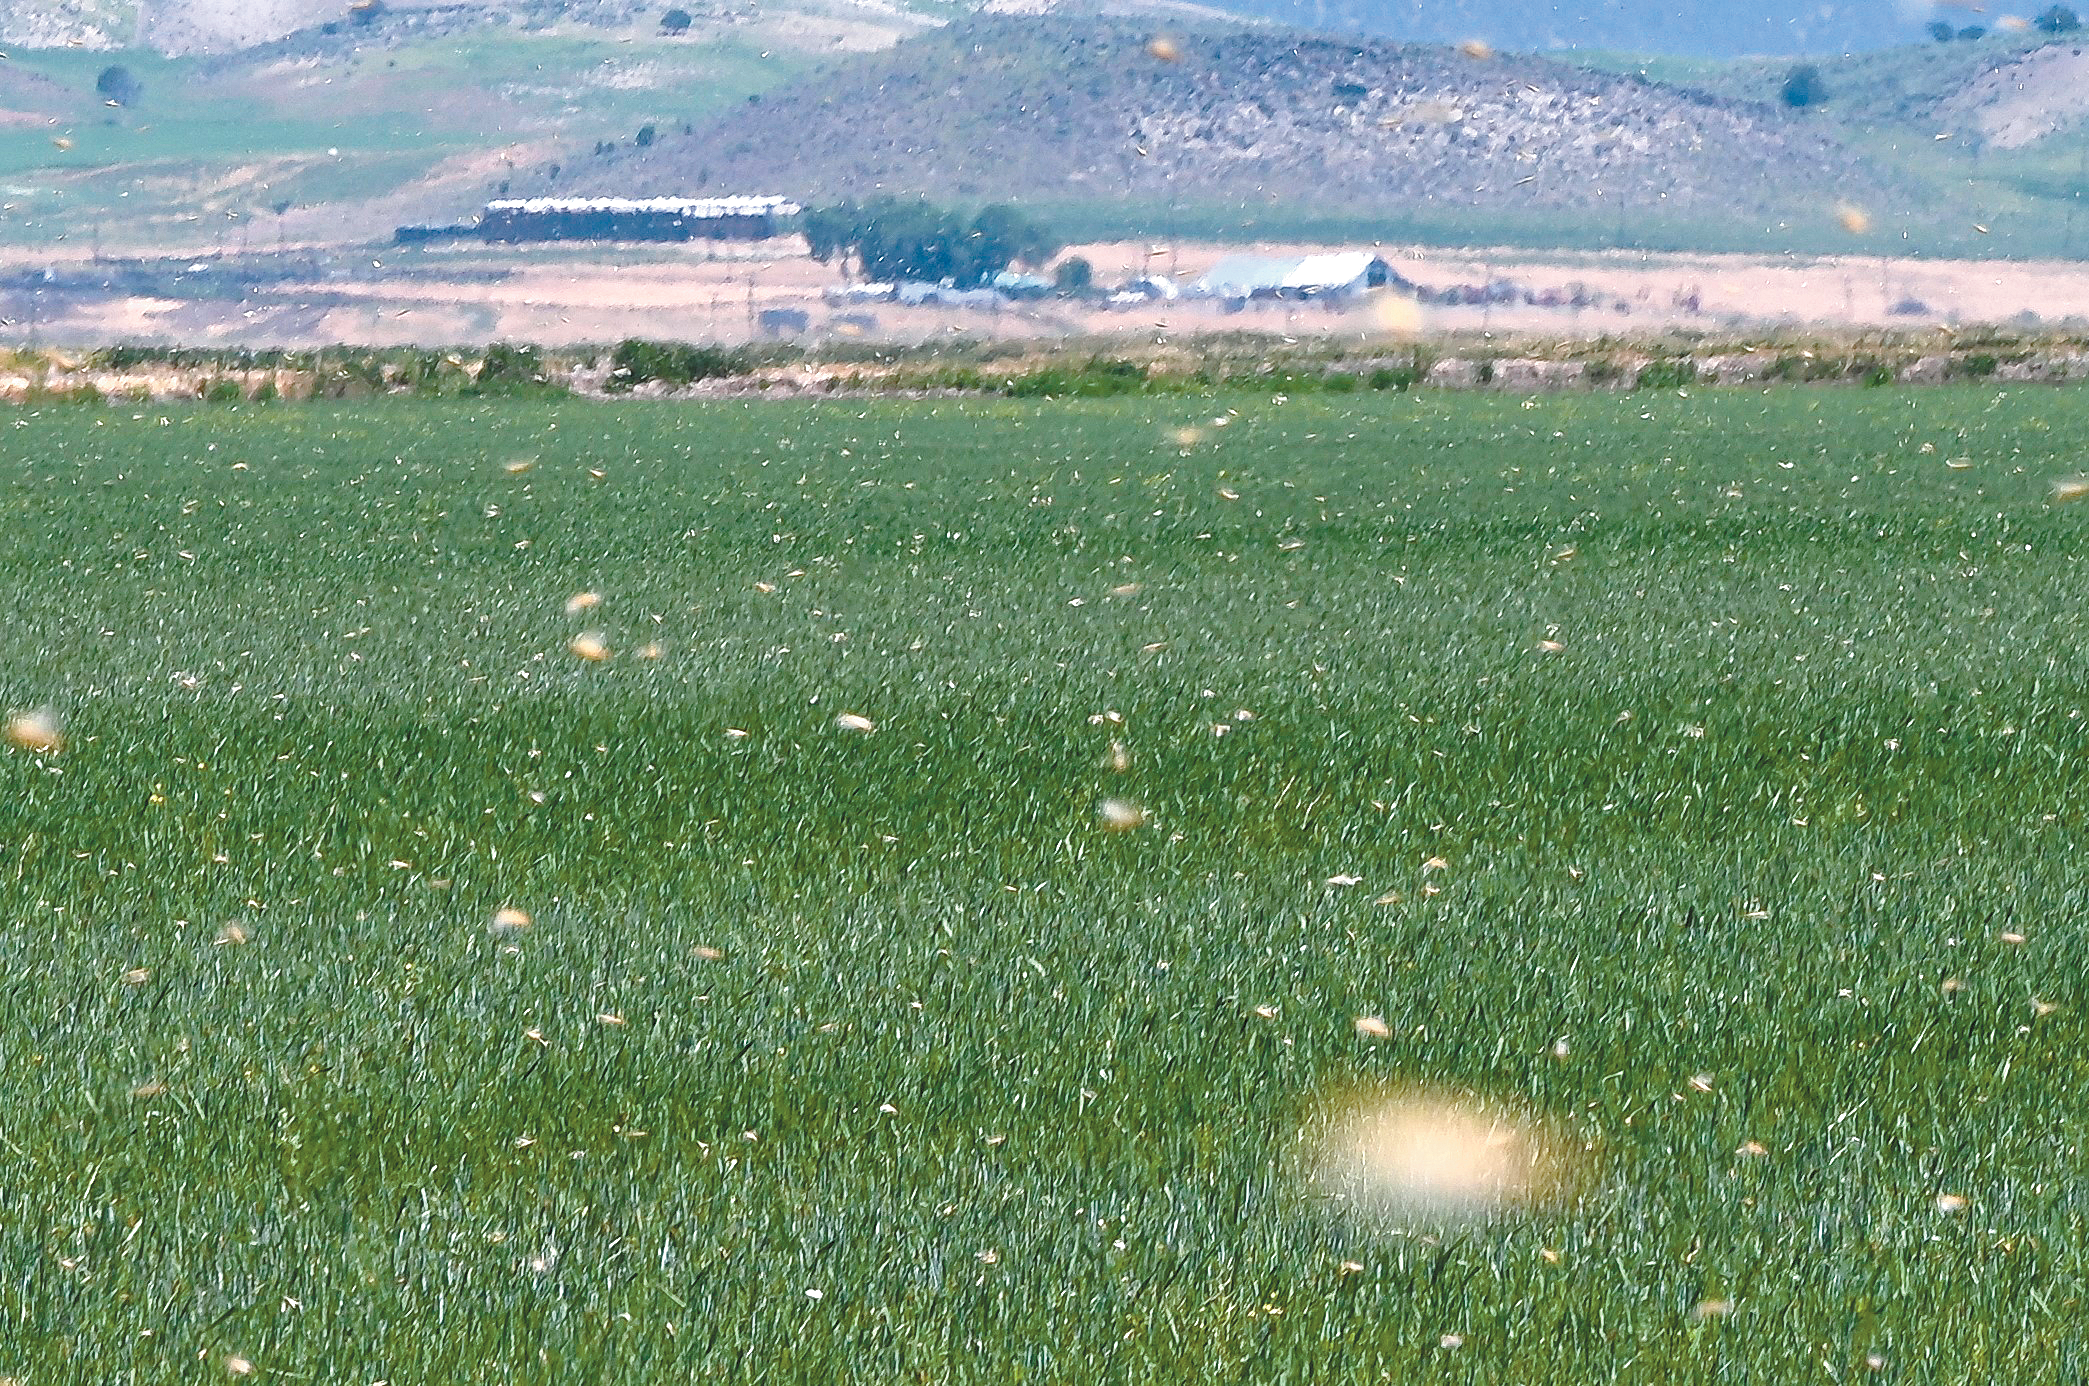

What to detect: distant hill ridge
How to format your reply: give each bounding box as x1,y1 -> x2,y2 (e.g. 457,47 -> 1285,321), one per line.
570,16 -> 1896,225
0,0 -> 1971,56
1208,0 -> 1926,58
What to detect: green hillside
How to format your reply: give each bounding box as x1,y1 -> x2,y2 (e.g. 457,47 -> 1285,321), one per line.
4,1 -> 2089,260
1212,0 -> 1935,58
1579,27 -> 2089,259
0,0 -> 922,252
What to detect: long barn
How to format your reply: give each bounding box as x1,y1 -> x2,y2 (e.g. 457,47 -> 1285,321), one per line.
479,196 -> 802,244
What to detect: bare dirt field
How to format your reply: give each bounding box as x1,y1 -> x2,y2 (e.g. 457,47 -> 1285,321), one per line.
4,236 -> 2086,350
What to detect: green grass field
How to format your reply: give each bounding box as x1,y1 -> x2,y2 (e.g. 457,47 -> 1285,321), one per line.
4,386 -> 2089,1381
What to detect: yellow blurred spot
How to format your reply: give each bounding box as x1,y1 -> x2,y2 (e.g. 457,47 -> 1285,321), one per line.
568,632 -> 611,661
834,712 -> 876,733
3,708 -> 63,753
1145,36 -> 1182,62
1834,202 -> 1872,235
1353,1015 -> 1391,1039
490,907 -> 532,934
1304,1086 -> 1578,1223
1456,38 -> 1494,59
2050,477 -> 2089,503
1098,797 -> 1147,831
564,591 -> 602,616
1364,289 -> 1426,339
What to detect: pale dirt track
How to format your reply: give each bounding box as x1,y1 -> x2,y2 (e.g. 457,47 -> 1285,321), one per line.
6,236 -> 2089,349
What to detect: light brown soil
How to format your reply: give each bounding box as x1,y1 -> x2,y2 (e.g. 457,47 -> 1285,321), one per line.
9,236 -> 2089,349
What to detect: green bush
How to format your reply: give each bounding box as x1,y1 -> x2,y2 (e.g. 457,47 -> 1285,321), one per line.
1635,359 -> 1699,390
605,340 -> 754,392
1004,357 -> 1148,398
1781,64 -> 1829,108
471,343 -> 552,396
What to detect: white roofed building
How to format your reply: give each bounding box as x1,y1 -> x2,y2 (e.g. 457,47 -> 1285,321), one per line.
1193,252 -> 1407,302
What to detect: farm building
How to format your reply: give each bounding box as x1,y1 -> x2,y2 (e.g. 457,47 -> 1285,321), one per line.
1191,252 -> 1409,302
479,196 -> 802,244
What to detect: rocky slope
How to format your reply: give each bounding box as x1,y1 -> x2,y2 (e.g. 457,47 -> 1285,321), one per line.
574,16 -> 1896,218
1210,0 -> 1921,58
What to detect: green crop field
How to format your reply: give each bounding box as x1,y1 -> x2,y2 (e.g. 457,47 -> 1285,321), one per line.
3,385 -> 2088,1382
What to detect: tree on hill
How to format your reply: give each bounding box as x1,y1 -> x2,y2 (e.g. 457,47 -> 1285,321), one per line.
95,64 -> 140,106
1780,64 -> 1828,108
1957,24 -> 1986,39
1927,19 -> 1955,40
661,8 -> 692,33
2036,5 -> 2080,32
802,199 -> 1057,284
1053,255 -> 1094,295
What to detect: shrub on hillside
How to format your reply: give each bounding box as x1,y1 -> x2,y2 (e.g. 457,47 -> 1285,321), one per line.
1781,64 -> 1829,108
95,65 -> 141,106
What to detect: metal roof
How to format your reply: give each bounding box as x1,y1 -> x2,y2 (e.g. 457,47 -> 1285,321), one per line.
1195,252 -> 1387,295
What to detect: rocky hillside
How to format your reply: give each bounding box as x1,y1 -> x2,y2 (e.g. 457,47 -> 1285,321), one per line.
574,16 -> 1896,220
0,0 -> 1956,55
1214,0 -> 1930,58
